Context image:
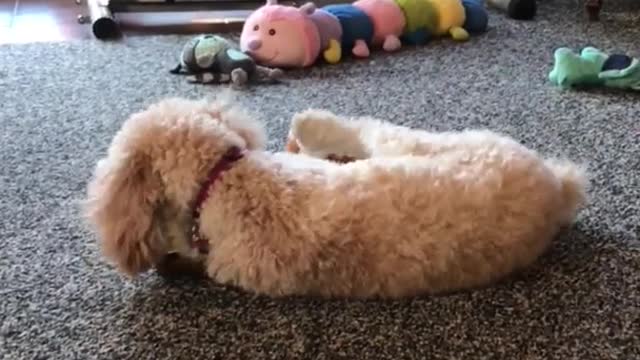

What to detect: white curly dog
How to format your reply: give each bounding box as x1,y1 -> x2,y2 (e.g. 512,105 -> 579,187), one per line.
85,97 -> 587,298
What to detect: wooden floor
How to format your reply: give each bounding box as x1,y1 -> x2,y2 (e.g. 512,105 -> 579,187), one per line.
0,0 -> 250,44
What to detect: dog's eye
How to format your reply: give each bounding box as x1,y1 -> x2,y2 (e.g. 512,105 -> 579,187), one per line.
269,29 -> 276,36
253,25 -> 259,31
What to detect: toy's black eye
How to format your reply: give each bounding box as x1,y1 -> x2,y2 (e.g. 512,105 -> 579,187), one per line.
269,29 -> 276,36
253,25 -> 259,31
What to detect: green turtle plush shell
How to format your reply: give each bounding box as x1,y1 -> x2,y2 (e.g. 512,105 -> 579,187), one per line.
172,35 -> 256,75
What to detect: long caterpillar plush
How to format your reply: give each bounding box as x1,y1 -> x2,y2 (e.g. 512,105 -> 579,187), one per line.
240,0 -> 488,68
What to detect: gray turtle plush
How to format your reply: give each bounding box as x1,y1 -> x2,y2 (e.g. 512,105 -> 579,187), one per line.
170,34 -> 283,88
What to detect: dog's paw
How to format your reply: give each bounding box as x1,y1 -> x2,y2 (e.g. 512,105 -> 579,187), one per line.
285,133 -> 301,153
290,109 -> 362,158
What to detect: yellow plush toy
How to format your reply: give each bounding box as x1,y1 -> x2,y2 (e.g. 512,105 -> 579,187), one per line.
393,0 -> 482,44
427,0 -> 469,40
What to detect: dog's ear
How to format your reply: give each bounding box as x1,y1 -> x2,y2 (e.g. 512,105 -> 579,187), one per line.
205,96 -> 267,150
226,114 -> 267,150
85,150 -> 164,277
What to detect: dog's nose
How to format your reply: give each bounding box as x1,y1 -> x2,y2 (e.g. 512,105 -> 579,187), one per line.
247,39 -> 262,51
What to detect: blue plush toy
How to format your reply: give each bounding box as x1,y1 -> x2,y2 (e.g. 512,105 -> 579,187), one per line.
322,4 -> 375,57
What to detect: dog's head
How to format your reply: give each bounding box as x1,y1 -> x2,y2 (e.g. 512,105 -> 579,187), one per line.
84,97 -> 265,276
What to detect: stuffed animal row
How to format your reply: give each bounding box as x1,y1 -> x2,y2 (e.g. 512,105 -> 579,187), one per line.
240,0 -> 489,68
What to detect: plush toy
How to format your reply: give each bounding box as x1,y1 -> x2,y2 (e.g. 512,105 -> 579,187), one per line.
549,47 -> 640,91
239,0 -> 488,68
170,34 -> 283,87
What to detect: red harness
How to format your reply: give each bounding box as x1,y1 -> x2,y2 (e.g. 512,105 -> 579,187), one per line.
190,146 -> 245,254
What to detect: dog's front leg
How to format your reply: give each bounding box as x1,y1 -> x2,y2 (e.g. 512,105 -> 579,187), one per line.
155,253 -> 207,279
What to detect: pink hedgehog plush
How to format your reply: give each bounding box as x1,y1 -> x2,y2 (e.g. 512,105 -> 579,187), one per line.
240,0 -> 408,68
240,0 -> 322,68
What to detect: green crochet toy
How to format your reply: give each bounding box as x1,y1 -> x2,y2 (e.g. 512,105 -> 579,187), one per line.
549,47 -> 640,90
170,34 -> 283,88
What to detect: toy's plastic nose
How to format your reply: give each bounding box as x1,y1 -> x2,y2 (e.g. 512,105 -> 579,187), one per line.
247,39 -> 262,51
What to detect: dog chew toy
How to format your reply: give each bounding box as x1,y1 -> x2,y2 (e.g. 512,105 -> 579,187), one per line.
170,34 -> 283,87
239,0 -> 488,68
549,47 -> 640,91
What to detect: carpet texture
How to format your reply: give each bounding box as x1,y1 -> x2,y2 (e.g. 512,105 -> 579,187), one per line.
1,0 -> 639,358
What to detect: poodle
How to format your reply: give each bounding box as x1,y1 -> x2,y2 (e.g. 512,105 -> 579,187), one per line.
84,97 -> 588,299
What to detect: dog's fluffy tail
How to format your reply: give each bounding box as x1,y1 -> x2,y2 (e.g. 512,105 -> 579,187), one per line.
545,158 -> 589,225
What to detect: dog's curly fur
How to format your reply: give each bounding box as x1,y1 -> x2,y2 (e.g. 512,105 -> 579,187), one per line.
85,97 -> 587,299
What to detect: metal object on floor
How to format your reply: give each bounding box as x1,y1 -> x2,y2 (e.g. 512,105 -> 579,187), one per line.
87,0 -> 119,38
80,0 -> 298,39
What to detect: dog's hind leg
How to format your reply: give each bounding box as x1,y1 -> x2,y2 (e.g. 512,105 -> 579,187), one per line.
289,109 -> 370,160
290,109 -> 459,159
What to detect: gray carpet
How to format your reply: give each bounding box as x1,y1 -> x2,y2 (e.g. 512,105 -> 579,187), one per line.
1,0 -> 639,358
